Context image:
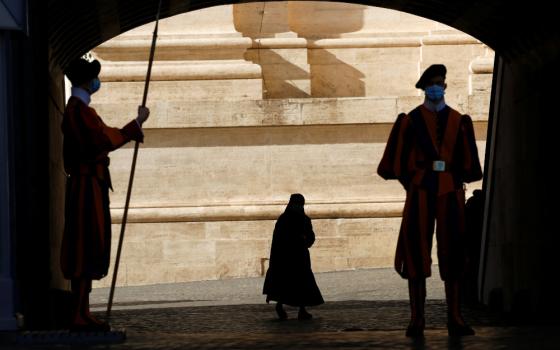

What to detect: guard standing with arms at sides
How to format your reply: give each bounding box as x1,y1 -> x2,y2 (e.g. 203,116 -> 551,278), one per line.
378,64 -> 482,337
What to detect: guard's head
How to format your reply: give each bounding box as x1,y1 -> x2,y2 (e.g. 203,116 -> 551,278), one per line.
64,58 -> 101,90
415,64 -> 447,90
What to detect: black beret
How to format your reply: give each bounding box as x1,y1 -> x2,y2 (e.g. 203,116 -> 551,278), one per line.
415,64 -> 446,89
64,58 -> 101,86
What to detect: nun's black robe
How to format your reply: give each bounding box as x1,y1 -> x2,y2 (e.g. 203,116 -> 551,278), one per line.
263,209 -> 324,307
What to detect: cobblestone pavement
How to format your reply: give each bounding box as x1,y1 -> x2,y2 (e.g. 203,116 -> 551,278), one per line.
90,268 -> 445,310
2,269 -> 559,349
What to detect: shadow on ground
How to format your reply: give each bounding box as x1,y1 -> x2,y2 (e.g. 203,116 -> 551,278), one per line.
3,300 -> 559,349
106,300 -> 500,334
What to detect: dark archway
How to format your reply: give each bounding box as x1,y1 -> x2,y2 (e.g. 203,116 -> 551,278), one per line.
1,0 -> 559,330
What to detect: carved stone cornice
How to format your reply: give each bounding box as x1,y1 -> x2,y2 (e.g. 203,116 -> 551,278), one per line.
110,200 -> 406,223
98,60 -> 261,81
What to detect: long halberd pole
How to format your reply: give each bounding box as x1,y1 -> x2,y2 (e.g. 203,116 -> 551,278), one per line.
106,0 -> 163,320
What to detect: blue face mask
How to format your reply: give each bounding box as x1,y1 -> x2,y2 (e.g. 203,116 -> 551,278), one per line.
425,84 -> 445,101
89,78 -> 101,94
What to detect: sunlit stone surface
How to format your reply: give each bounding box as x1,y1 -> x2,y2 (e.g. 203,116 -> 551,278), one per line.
89,2 -> 492,287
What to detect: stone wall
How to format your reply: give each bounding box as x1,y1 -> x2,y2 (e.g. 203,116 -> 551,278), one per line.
88,2 -> 492,287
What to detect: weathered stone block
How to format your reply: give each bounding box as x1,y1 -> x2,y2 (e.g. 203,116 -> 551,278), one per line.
163,240 -> 216,265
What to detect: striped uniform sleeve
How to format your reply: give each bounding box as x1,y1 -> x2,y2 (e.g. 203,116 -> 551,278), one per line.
77,105 -> 144,153
377,113 -> 413,188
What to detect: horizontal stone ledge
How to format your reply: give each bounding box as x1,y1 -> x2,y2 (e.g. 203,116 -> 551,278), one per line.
95,37 -> 253,61
93,96 -> 490,129
110,201 -> 405,223
99,61 -> 262,81
421,34 -> 480,46
308,37 -> 421,49
93,96 -> 403,128
251,37 -> 421,49
95,34 -> 479,56
252,38 -> 308,49
470,57 -> 495,74
92,97 -> 486,129
96,37 -> 253,51
98,36 -> 424,52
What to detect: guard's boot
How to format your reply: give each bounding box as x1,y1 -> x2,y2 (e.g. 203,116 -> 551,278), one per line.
70,279 -> 110,332
406,279 -> 426,337
445,279 -> 475,336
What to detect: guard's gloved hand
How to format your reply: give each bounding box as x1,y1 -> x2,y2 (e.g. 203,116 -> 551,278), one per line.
136,106 -> 150,126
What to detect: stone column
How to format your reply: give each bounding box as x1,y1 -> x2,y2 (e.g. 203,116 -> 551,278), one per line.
468,47 -> 495,119
0,32 -> 17,331
235,2 -> 310,98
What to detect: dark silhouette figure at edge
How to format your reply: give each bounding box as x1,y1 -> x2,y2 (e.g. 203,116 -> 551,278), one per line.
60,58 -> 150,332
263,193 -> 324,320
377,64 -> 482,337
463,189 -> 484,306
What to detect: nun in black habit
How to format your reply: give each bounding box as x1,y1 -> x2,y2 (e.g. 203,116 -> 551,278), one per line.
263,193 -> 324,320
